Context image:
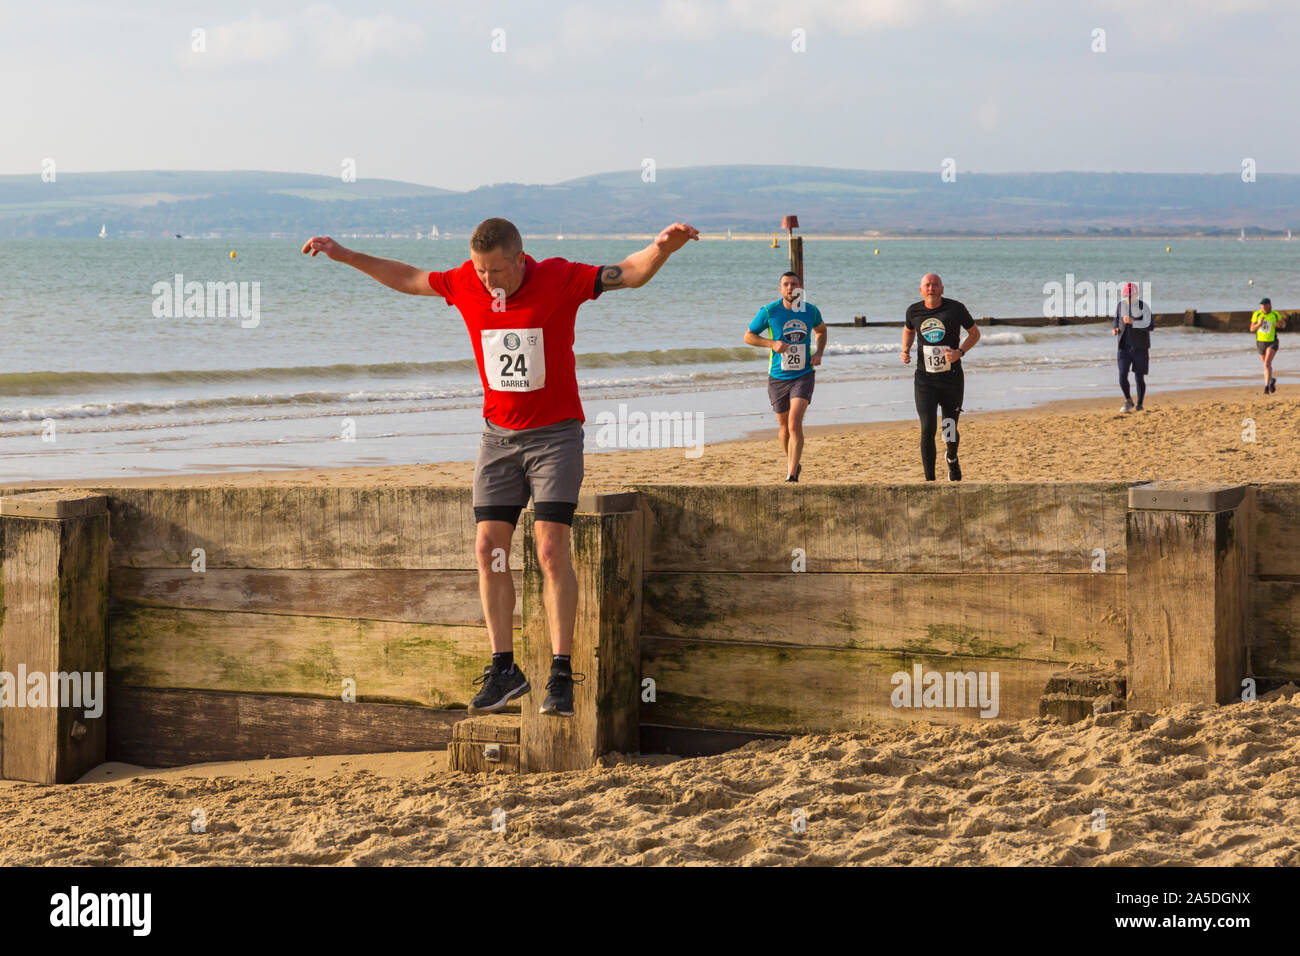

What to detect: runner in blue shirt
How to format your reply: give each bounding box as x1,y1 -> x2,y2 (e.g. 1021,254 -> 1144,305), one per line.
744,272 -> 827,482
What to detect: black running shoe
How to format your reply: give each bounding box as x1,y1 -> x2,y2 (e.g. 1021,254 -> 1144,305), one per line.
1269,377 -> 1277,393
785,463 -> 801,483
467,664 -> 530,715
947,457 -> 962,482
539,667 -> 586,718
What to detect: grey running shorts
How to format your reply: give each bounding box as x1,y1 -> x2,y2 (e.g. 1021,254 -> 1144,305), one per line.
767,371 -> 816,413
473,417 -> 585,513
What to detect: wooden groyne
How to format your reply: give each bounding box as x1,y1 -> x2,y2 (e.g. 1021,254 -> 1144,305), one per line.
828,308 -> 1289,330
1,480 -> 1296,780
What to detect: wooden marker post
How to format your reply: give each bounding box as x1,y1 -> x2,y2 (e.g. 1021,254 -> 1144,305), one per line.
1126,482 -> 1250,710
0,491 -> 110,783
519,493 -> 643,773
783,214 -> 803,284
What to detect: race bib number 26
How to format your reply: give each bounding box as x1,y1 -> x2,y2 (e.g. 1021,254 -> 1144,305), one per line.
482,328 -> 545,392
780,344 -> 806,371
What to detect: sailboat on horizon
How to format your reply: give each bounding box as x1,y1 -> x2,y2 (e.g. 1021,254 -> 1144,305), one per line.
1238,228 -> 1246,242
429,224 -> 440,240
98,224 -> 107,239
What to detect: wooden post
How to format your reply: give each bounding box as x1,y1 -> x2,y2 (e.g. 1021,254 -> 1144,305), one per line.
447,715 -> 520,774
789,237 -> 804,285
0,491 -> 109,783
782,214 -> 803,284
519,493 -> 643,773
1126,482 -> 1249,710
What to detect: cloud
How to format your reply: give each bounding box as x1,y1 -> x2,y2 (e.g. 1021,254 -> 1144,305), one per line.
559,0 -> 1010,48
206,15 -> 297,64
198,5 -> 424,67
304,5 -> 426,67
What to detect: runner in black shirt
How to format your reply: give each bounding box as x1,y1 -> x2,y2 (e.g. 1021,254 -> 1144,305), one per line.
902,274 -> 981,481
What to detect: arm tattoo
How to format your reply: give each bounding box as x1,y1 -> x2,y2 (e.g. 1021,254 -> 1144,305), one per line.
600,265 -> 626,290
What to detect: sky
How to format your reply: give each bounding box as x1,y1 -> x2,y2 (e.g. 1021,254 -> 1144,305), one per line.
3,0 -> 1298,190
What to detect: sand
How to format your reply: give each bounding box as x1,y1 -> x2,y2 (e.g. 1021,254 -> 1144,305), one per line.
2,687 -> 1298,866
3,383 -> 1298,866
17,384 -> 1295,492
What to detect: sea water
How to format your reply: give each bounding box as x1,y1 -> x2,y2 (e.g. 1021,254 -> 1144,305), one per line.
0,237 -> 1294,480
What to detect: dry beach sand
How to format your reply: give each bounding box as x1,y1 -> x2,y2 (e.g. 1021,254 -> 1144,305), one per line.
3,384 -> 1299,866
25,384 -> 1295,491
1,687 -> 1297,866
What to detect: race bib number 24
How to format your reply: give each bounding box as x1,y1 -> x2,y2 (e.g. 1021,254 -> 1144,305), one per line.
482,328 -> 545,392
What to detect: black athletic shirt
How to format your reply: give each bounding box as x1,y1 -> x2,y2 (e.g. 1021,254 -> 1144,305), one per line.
905,297 -> 975,379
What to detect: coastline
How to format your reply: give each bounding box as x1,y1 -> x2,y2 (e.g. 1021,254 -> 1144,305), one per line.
9,382 -> 1294,490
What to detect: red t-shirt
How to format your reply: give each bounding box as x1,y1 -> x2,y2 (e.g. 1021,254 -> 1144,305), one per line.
428,256 -> 601,430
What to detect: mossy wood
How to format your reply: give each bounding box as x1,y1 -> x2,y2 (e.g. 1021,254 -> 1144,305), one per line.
634,483 -> 1128,573
643,571 -> 1126,662
109,685 -> 463,766
520,510 -> 643,773
640,636 -> 1055,732
111,567 -> 521,627
109,604 -> 518,708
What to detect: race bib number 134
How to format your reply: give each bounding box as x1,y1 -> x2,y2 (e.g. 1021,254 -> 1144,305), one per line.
923,345 -> 951,373
482,327 -> 545,392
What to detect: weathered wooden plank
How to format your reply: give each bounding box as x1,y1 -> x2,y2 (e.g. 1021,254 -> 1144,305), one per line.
643,571 -> 1127,663
1127,508 -> 1246,708
634,483 -> 1129,573
0,491 -> 107,519
56,513 -> 110,782
98,486 -> 495,569
447,741 -> 520,773
1256,483 -> 1300,576
110,568 -> 522,627
0,510 -> 109,784
1053,481 -> 1130,573
108,605 -> 512,708
0,518 -> 59,782
958,485 -> 1059,573
107,685 -> 463,766
448,715 -> 521,773
1250,580 -> 1300,678
640,636 -> 1059,733
451,714 -> 521,744
520,510 -> 644,772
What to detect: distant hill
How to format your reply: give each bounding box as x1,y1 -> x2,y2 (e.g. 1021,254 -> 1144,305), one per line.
2,166 -> 1298,237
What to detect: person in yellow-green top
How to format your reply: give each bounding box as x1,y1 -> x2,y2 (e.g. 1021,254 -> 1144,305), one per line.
1251,297 -> 1287,394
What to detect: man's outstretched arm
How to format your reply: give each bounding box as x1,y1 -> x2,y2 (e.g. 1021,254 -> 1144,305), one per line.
301,236 -> 439,296
598,222 -> 700,291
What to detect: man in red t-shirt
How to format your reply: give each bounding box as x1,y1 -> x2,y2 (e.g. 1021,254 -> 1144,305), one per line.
303,217 -> 698,718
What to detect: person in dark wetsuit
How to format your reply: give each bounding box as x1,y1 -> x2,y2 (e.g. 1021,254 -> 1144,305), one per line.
901,273 -> 981,481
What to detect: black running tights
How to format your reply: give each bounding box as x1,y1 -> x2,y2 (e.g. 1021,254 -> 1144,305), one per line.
914,371 -> 964,481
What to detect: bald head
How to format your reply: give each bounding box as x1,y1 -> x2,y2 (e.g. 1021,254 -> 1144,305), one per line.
920,273 -> 944,306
